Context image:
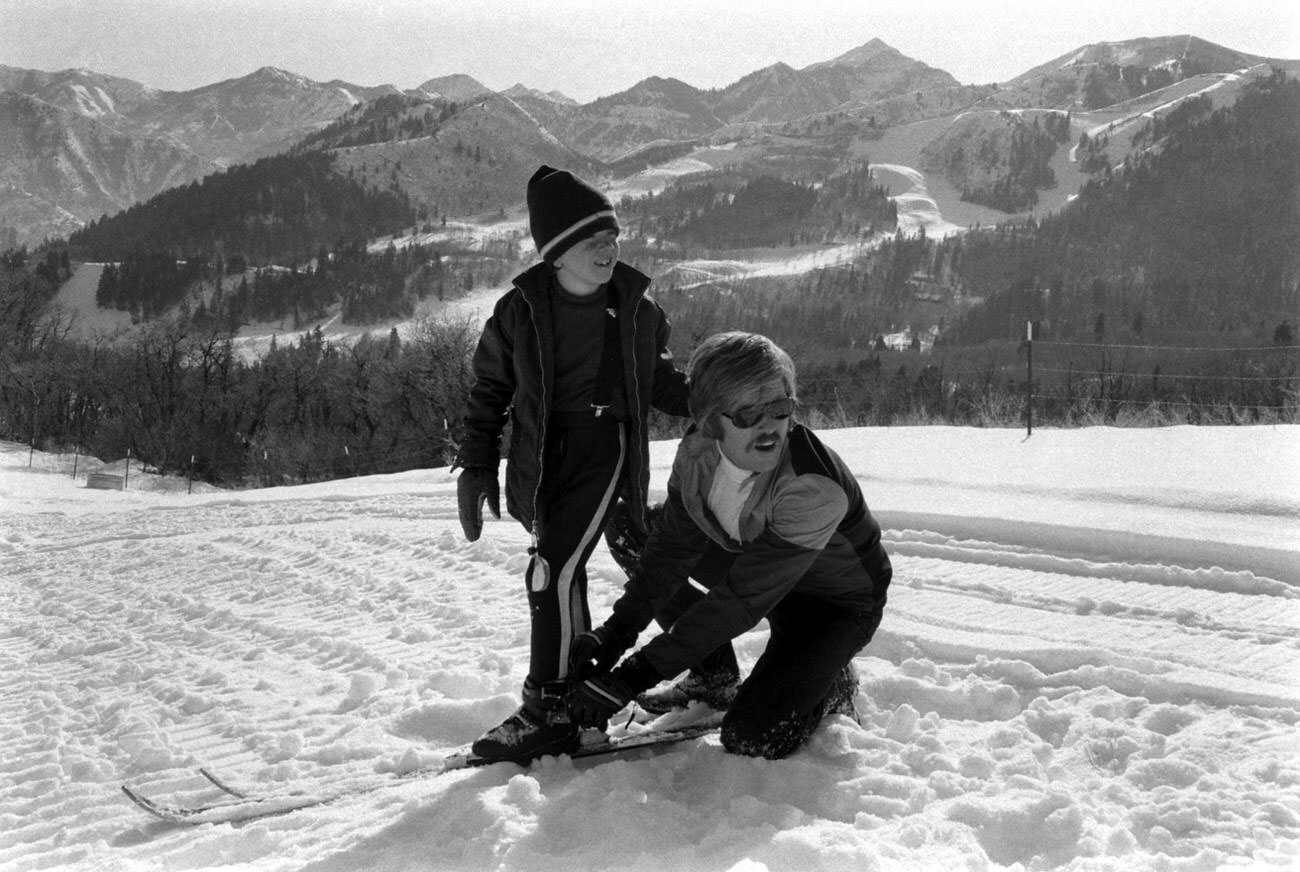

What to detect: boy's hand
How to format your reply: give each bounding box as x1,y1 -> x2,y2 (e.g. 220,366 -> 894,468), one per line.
457,467 -> 500,541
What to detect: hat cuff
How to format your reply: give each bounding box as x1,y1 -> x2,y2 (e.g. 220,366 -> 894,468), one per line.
538,211 -> 618,263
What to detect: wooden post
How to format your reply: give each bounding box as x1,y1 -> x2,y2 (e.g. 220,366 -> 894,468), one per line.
28,397 -> 36,468
1026,321 -> 1034,437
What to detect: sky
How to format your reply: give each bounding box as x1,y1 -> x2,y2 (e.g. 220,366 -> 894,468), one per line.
1,0 -> 1298,102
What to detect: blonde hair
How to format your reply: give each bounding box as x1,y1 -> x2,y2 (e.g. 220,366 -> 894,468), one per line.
687,332 -> 796,438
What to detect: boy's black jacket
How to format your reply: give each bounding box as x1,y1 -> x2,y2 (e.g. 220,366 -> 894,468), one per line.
458,261 -> 690,537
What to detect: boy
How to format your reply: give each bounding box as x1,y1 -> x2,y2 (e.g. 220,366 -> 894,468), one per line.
568,332 -> 891,759
456,165 -> 690,762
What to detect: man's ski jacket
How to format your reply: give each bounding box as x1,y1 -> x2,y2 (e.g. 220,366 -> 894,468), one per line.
608,423 -> 892,680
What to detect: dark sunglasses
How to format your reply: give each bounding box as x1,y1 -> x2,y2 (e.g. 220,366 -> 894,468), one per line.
721,397 -> 798,429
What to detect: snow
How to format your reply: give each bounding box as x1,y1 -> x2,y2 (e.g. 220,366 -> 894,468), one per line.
873,164 -> 966,239
1068,66 -> 1275,164
67,83 -> 116,117
2,424 -> 1298,872
362,147 -> 960,323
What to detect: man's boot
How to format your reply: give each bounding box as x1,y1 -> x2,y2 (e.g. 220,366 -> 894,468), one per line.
636,644 -> 741,715
821,663 -> 860,722
471,677 -> 580,762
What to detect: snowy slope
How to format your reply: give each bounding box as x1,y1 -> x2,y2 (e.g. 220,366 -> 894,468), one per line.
1,425 -> 1298,872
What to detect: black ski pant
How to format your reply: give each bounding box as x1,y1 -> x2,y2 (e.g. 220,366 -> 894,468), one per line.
721,591 -> 881,759
665,546 -> 883,759
525,412 -> 626,684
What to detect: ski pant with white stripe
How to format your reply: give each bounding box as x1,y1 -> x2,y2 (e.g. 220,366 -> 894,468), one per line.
524,412 -> 627,685
670,547 -> 883,759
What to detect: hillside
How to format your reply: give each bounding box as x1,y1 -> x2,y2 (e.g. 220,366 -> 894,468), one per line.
992,35 -> 1300,108
5,67 -> 1297,498
940,69 -> 1300,342
8,35 -> 1292,247
1,35 -> 1294,376
329,92 -> 600,221
67,151 -> 416,265
0,90 -> 217,243
57,66 -> 1295,339
0,65 -> 398,244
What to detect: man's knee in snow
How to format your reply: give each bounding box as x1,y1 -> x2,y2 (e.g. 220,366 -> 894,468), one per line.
721,714 -> 805,760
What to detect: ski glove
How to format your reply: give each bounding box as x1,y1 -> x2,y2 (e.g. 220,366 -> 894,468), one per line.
567,653 -> 661,728
457,466 -> 500,541
603,500 -> 661,576
569,625 -> 636,680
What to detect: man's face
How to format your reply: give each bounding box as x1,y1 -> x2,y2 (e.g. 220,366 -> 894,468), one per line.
555,230 -> 619,296
716,376 -> 794,474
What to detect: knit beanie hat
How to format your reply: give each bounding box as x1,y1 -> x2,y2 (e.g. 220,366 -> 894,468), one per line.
526,165 -> 620,265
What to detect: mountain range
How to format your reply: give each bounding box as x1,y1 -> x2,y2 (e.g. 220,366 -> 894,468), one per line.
1,34 -> 1296,247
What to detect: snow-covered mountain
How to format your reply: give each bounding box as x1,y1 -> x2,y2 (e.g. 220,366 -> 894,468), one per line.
0,64 -> 400,244
996,34 -> 1286,108
0,90 -> 215,242
1,35 -> 1295,246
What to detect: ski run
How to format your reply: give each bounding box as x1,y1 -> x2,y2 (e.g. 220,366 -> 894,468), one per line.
2,424 -> 1297,871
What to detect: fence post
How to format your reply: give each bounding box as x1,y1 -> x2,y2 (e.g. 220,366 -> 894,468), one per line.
124,447 -> 131,490
1026,321 -> 1034,437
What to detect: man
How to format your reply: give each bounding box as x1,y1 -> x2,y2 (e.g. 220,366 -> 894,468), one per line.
568,332 -> 891,759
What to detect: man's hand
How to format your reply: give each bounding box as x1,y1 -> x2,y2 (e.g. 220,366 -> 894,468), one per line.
567,654 -> 660,727
568,626 -> 633,679
567,673 -> 638,728
456,467 -> 500,541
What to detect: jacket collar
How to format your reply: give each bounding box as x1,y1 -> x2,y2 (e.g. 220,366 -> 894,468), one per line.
671,426 -> 796,547
513,260 -> 650,307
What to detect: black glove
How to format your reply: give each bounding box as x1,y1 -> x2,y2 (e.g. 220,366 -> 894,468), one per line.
604,500 -> 650,575
567,654 -> 660,728
569,625 -> 634,680
457,466 -> 500,541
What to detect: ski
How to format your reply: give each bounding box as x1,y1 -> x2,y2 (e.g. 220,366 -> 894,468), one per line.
447,719 -> 720,769
122,720 -> 721,826
198,767 -> 248,798
121,782 -> 343,824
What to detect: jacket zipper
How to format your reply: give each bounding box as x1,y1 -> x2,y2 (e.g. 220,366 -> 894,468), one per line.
627,296 -> 645,529
524,288 -> 547,552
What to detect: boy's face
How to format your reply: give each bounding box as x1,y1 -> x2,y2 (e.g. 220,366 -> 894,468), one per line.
555,230 -> 619,296
716,376 -> 793,474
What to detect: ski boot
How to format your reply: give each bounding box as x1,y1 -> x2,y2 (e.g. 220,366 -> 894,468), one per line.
637,644 -> 741,715
471,677 -> 580,763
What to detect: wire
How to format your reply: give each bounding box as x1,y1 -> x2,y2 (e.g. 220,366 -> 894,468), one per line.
1034,367 -> 1300,382
1033,394 -> 1295,411
1034,340 -> 1300,353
